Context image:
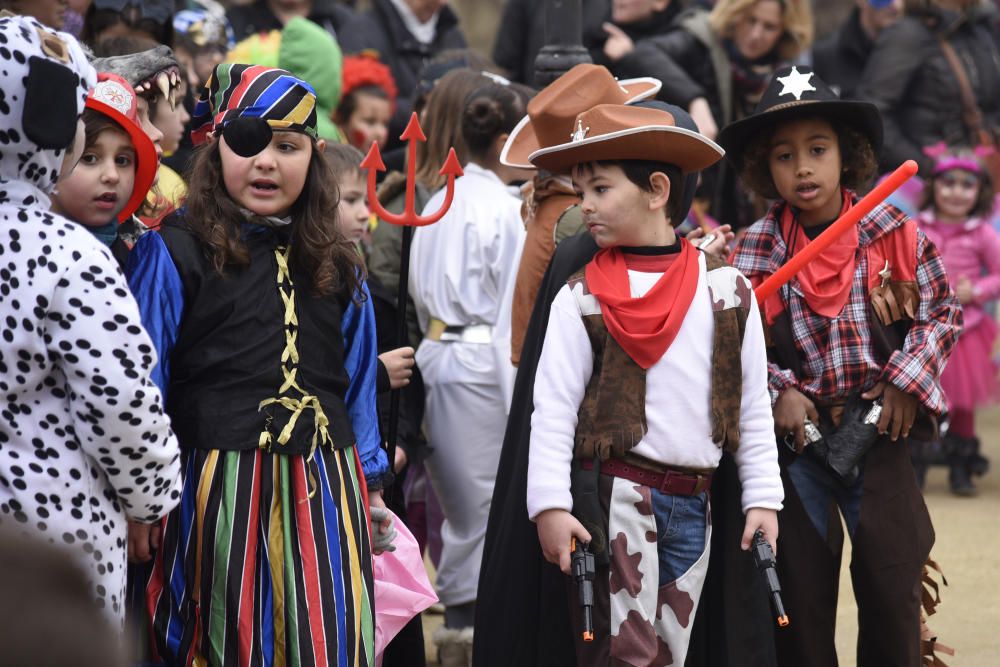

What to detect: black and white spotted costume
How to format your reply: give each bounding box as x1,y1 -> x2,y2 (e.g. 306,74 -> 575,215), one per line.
0,15 -> 181,624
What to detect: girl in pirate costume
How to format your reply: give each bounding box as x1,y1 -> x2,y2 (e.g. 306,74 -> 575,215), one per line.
724,66 -> 962,666
126,64 -> 391,666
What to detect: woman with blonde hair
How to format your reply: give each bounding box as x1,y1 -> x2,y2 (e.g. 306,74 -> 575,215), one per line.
611,0 -> 813,229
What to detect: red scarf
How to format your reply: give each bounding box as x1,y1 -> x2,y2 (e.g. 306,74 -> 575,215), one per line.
585,239 -> 700,369
774,192 -> 857,320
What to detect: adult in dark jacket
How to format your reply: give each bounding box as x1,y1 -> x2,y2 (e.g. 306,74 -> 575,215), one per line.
584,0 -> 688,85
492,0 -> 610,86
812,0 -> 904,100
612,0 -> 813,229
226,0 -> 355,41
857,0 -> 1000,176
339,0 -> 466,144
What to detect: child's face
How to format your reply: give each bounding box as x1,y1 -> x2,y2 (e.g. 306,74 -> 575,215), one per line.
767,117 -> 844,225
136,97 -> 165,180
52,127 -> 137,227
572,162 -> 670,248
152,91 -> 191,156
343,93 -> 391,152
335,169 -> 370,245
220,130 -> 315,219
611,0 -> 669,25
933,168 -> 980,221
733,0 -> 784,61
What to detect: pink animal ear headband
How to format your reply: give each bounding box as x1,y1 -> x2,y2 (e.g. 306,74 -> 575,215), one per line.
923,141 -> 992,176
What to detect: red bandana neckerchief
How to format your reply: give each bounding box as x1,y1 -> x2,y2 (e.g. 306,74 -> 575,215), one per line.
774,191 -> 856,320
585,239 -> 700,369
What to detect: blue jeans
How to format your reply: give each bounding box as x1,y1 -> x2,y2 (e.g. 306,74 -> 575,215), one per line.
649,489 -> 709,585
787,452 -> 864,540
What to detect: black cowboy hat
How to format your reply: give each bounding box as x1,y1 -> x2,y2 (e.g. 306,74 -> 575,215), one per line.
717,65 -> 883,172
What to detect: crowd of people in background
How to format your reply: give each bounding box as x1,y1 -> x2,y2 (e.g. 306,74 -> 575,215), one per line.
0,1 -> 998,666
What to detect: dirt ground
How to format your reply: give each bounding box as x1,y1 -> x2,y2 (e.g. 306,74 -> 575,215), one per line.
421,406 -> 1000,666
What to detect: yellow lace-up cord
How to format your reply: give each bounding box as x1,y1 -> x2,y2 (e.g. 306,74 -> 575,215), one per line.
258,247 -> 332,473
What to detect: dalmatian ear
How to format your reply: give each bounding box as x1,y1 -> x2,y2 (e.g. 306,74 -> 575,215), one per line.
23,55 -> 81,150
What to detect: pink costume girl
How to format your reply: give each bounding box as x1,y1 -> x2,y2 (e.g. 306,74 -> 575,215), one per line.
918,148 -> 998,495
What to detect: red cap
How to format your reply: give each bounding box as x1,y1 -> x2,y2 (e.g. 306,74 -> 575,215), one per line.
85,73 -> 159,223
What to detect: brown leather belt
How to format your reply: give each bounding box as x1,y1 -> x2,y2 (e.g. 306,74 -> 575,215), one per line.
581,457 -> 713,497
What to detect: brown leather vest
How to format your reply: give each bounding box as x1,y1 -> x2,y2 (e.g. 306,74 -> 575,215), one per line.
570,254 -> 751,460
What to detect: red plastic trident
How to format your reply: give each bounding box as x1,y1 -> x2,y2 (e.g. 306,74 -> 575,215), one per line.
361,112 -> 464,226
360,113 -> 463,477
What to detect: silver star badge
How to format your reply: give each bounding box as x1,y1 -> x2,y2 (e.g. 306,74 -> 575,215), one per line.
776,67 -> 816,101
571,119 -> 590,142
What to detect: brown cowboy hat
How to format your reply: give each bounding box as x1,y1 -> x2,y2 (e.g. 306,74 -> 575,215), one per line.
528,104 -> 724,174
499,63 -> 661,169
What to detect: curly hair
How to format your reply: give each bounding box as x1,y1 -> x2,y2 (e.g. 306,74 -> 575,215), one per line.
709,0 -> 814,61
738,118 -> 879,199
182,138 -> 365,299
340,54 -> 398,107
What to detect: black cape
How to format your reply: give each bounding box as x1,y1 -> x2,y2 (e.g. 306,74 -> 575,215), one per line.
472,232 -> 779,667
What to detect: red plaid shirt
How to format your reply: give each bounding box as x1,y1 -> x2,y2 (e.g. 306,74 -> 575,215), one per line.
730,199 -> 962,413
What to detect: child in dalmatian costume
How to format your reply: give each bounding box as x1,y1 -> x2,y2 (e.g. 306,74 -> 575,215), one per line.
0,14 -> 182,626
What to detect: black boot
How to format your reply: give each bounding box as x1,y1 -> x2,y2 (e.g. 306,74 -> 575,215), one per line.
967,437 -> 990,478
946,435 -> 977,496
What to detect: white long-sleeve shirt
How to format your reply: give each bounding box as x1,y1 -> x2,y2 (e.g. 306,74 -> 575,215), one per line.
527,253 -> 783,518
408,162 -> 525,408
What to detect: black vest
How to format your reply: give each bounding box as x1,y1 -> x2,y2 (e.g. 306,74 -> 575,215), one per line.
159,216 -> 356,455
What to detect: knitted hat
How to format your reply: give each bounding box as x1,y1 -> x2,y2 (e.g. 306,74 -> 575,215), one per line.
191,63 -> 318,157
86,73 -> 158,221
173,0 -> 235,51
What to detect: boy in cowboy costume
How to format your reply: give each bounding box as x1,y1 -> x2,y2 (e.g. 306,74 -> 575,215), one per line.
723,66 -> 962,666
524,103 -> 784,666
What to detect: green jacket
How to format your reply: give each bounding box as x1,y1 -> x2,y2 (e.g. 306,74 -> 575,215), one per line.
226,16 -> 344,142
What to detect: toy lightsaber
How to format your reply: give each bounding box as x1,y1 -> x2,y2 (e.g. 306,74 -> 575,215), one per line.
754,160 -> 919,303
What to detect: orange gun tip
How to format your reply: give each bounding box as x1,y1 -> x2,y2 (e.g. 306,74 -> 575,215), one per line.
778,615 -> 790,627
583,631 -> 595,642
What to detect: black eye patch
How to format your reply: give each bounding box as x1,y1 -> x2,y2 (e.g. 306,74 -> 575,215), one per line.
23,56 -> 79,150
221,116 -> 272,157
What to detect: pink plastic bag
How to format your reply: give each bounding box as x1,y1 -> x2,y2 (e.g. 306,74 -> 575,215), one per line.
374,510 -> 438,662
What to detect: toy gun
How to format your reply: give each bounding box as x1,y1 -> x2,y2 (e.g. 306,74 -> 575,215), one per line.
571,537 -> 596,642
751,530 -> 789,628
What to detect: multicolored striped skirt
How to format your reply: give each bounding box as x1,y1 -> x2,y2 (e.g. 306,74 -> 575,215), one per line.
147,446 -> 375,666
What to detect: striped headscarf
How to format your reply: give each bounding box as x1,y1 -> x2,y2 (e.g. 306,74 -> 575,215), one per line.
191,63 -> 319,145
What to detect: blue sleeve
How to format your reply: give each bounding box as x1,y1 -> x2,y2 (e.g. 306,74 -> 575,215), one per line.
342,280 -> 389,486
125,232 -> 185,399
